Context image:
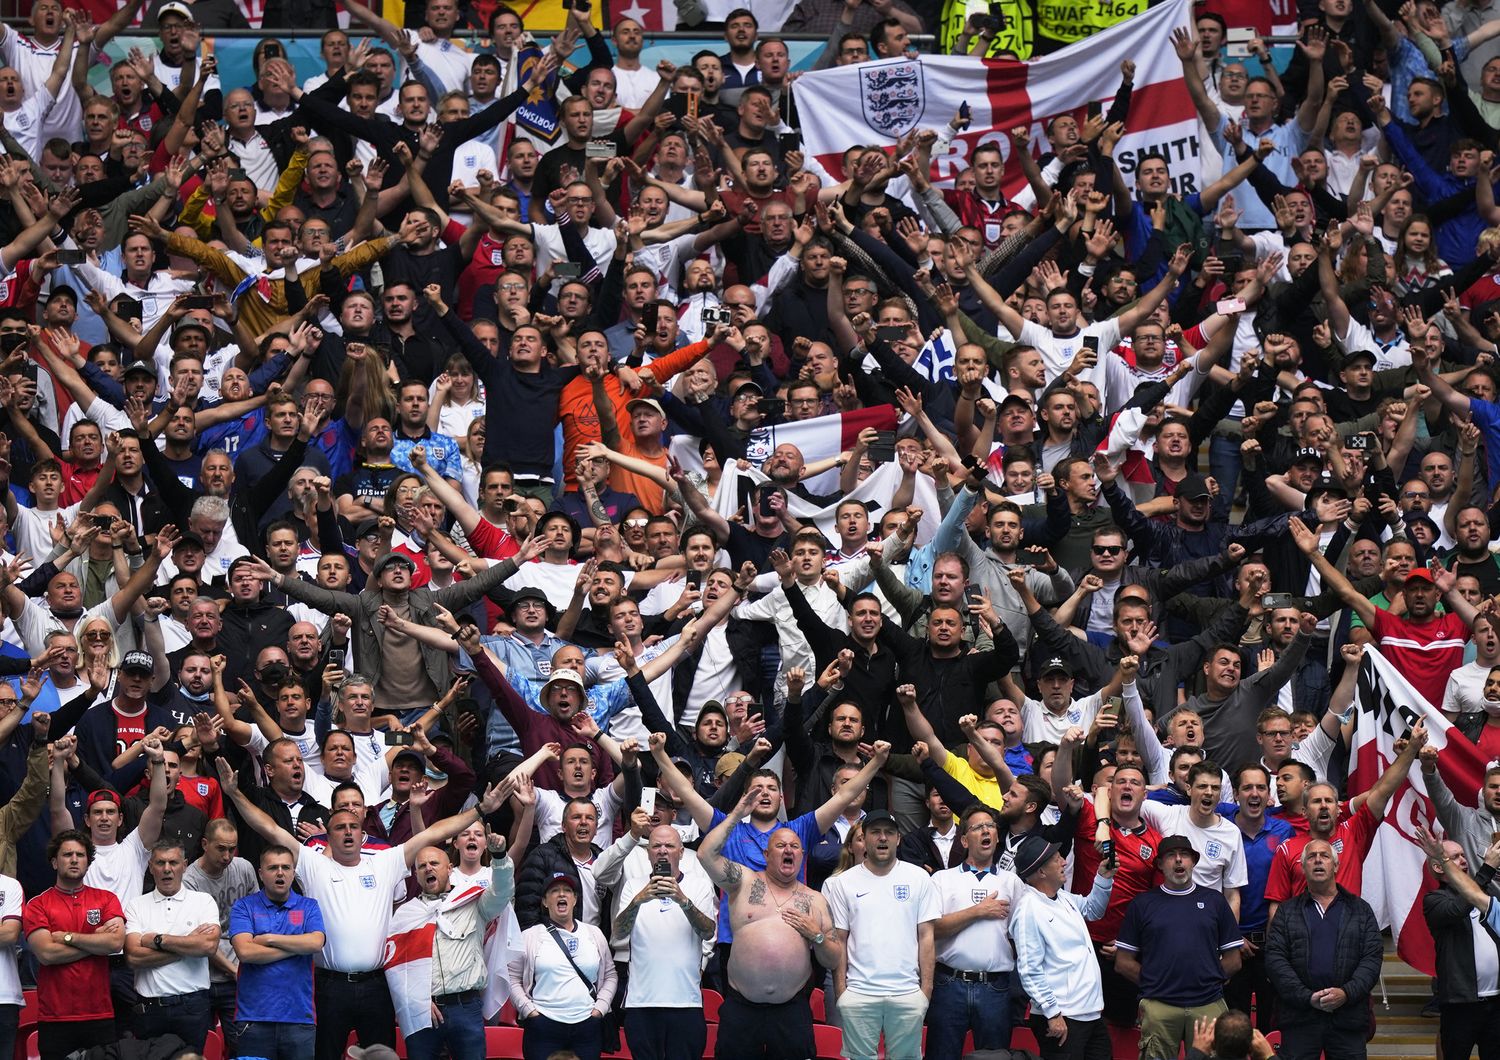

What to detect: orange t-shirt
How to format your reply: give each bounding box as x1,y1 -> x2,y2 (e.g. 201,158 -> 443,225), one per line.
556,339 -> 712,493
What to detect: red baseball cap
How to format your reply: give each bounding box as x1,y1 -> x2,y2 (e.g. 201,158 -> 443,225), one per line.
1405,568 -> 1436,585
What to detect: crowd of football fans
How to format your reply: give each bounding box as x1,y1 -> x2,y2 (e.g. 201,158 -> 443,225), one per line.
5,0 -> 1500,1059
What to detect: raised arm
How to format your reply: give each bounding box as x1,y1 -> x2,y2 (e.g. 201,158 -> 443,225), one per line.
1288,516 -> 1377,627
813,741 -> 891,833
213,757 -> 300,861
697,787 -> 755,892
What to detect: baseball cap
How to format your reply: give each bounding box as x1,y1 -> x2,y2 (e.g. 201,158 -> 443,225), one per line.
1306,471 -> 1346,498
1039,656 -> 1072,678
122,359 -> 156,380
46,284 -> 78,305
172,531 -> 206,551
1291,447 -> 1324,466
713,752 -> 746,782
627,397 -> 665,417
120,650 -> 154,675
698,700 -> 727,721
392,748 -> 426,771
371,552 -> 416,578
1405,567 -> 1437,585
172,319 -> 211,342
354,518 -> 383,541
541,669 -> 585,699
998,392 -> 1032,412
732,382 -> 763,401
543,871 -> 580,897
1012,834 -> 1061,880
1176,472 -> 1212,500
1155,834 -> 1201,864
87,788 -> 121,809
862,810 -> 900,833
1342,348 -> 1377,367
157,0 -> 194,20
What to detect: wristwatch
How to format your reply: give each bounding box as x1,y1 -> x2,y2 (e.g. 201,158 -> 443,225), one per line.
153,934 -> 165,951
811,932 -> 825,946
62,932 -> 73,945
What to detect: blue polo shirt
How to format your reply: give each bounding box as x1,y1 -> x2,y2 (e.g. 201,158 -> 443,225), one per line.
229,889 -> 325,1024
1004,744 -> 1034,777
710,808 -> 823,943
1219,809 -> 1295,932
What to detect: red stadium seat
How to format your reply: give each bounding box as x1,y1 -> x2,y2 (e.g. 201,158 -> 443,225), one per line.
485,1025 -> 526,1059
702,1024 -> 717,1058
701,988 -> 724,1024
202,1029 -> 223,1060
20,1031 -> 37,1060
813,1024 -> 843,1059
1012,1026 -> 1041,1053
810,988 -> 826,1023
498,1001 -> 519,1026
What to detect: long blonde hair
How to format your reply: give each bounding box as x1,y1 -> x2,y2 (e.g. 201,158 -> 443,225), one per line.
831,820 -> 866,876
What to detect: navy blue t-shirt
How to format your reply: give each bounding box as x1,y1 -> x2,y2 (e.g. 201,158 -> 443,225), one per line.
1115,884 -> 1243,1006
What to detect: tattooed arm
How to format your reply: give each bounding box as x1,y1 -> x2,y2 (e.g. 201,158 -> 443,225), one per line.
699,788 -> 754,893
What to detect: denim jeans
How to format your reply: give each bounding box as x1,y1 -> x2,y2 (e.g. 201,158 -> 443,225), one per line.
1208,431 -> 1243,521
925,973 -> 1011,1058
238,1020 -> 316,1060
405,994 -> 486,1060
136,989 -> 213,1052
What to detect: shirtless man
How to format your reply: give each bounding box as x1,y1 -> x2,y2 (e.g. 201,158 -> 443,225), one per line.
699,789 -> 842,1060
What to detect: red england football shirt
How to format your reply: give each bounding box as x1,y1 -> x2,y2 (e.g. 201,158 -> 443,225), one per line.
22,885 -> 124,1020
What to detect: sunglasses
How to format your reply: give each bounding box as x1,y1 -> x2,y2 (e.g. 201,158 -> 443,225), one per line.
1092,545 -> 1125,556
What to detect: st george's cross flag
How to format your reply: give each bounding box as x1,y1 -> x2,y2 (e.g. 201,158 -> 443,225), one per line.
1352,646 -> 1488,975
791,0 -> 1201,196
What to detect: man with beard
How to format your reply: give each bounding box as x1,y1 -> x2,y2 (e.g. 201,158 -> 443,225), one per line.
1445,505 -> 1500,596
217,757 -> 508,1060
1423,741 -> 1500,895
364,730 -> 475,845
1295,519 -> 1477,705
696,786 -> 842,1060
822,809 -> 939,1060
1265,726 -> 1427,919
398,832 -> 514,1060
23,829 -> 129,1060
1048,760 -> 1162,1027
152,652 -> 217,727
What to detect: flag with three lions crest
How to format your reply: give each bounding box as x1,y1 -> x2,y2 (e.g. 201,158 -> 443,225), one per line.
1353,646 -> 1487,975
791,0 -> 1200,197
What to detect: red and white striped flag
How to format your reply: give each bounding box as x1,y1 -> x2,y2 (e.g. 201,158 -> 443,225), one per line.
793,0 -> 1199,195
1352,646 -> 1488,975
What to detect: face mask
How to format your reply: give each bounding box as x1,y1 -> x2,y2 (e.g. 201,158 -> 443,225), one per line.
259,663 -> 290,687
1484,699 -> 1500,717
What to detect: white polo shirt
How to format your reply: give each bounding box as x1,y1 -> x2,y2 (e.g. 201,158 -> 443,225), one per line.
124,887 -> 220,997
295,844 -> 408,972
930,864 -> 1024,973
822,861 -> 940,994
1138,803 -> 1248,894
1022,692 -> 1102,744
536,786 -> 622,845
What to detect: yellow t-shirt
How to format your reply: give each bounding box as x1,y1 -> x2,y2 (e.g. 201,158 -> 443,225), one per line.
941,754 -> 1005,810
